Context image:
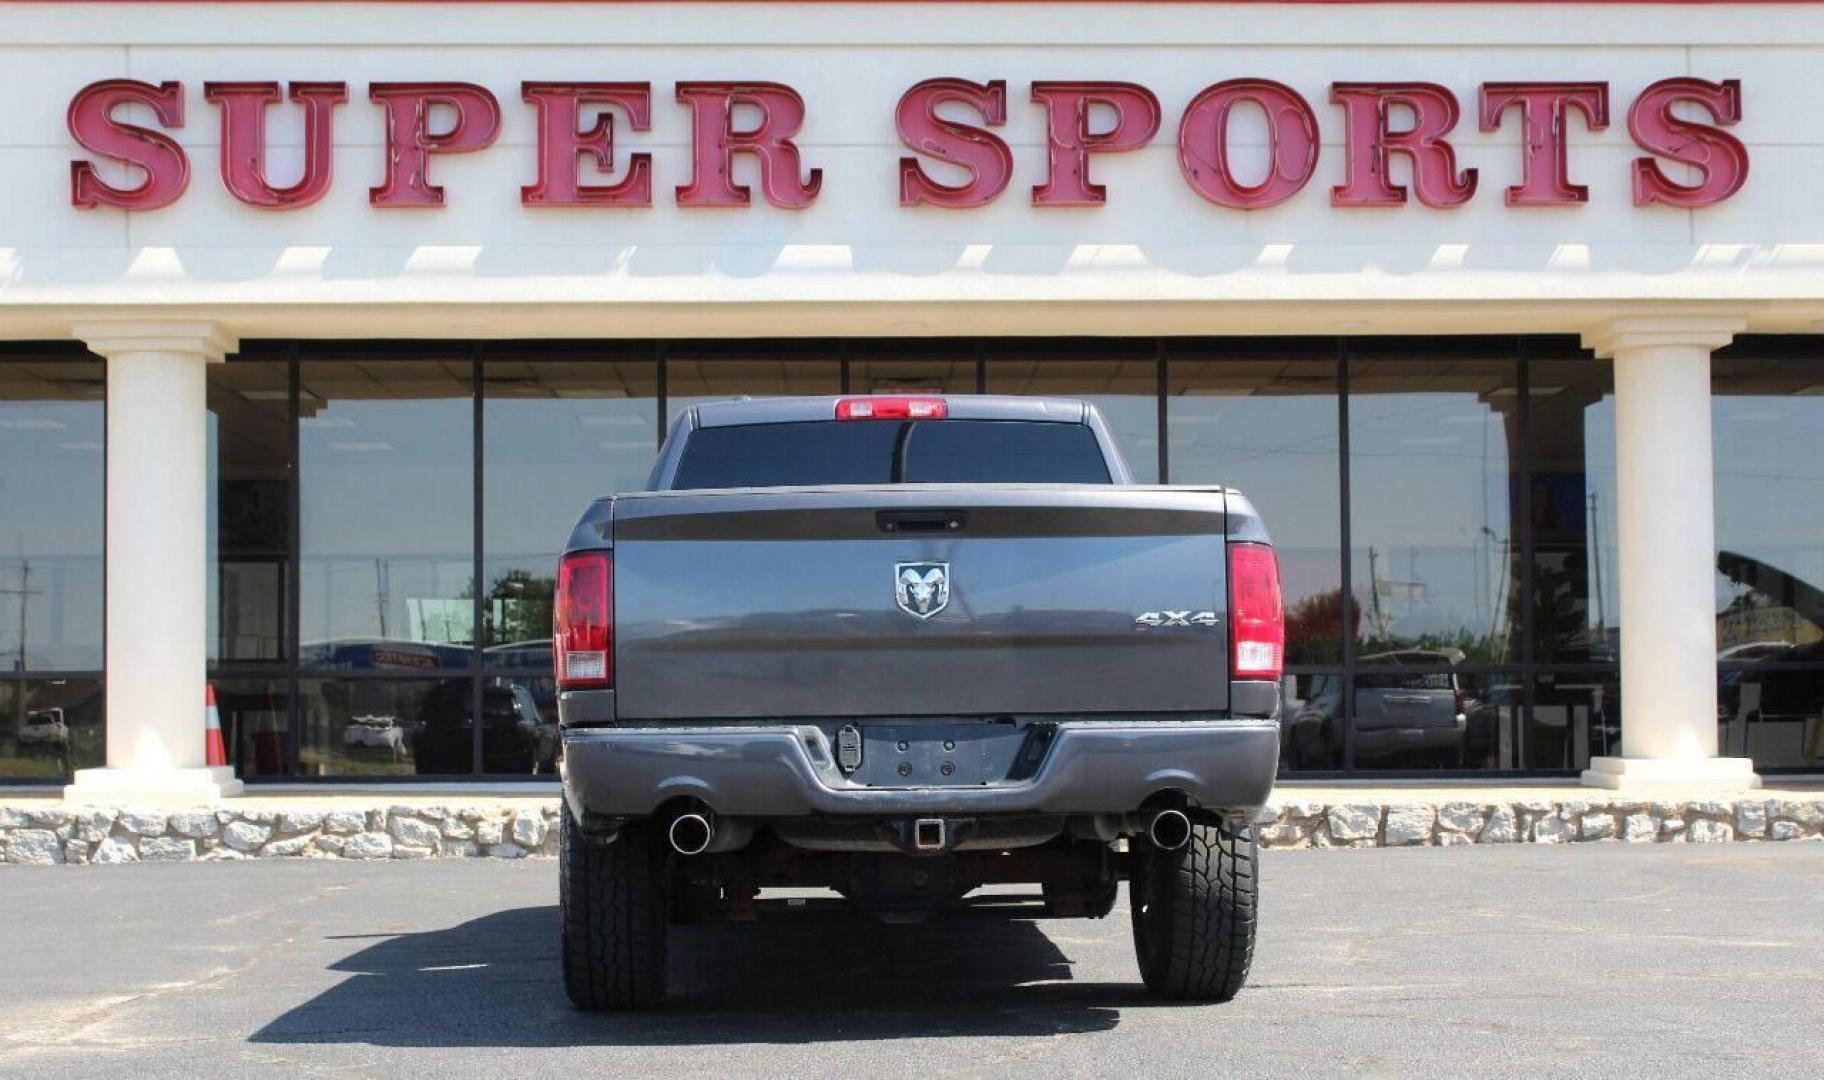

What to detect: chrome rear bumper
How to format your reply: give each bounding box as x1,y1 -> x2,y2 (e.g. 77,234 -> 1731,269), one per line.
561,718 -> 1279,821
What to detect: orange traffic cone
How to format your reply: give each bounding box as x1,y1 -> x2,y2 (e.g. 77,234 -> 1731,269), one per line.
205,683 -> 228,768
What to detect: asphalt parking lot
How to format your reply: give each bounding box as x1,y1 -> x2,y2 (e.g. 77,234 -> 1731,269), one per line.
2,843 -> 1820,1079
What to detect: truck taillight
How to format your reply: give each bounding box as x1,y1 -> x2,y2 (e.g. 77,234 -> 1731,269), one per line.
554,550 -> 613,690
835,396 -> 948,420
1229,542 -> 1284,682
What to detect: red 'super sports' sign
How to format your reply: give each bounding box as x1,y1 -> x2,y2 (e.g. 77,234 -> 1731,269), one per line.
67,76 -> 1747,212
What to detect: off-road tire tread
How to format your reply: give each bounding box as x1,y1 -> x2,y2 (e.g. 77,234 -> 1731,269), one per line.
561,806 -> 667,1009
1132,819 -> 1258,1001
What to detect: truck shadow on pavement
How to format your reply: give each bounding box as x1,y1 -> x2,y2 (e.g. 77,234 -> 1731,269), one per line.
253,903 -> 1153,1046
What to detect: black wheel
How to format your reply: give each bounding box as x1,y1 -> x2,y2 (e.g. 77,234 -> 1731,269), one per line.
1129,818 -> 1258,1002
560,805 -> 669,1009
1042,874 -> 1119,919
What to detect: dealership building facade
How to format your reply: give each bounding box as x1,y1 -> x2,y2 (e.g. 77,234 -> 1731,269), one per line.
1,1 -> 1821,798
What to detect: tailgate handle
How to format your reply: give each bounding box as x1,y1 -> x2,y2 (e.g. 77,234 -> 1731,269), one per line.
878,510 -> 967,534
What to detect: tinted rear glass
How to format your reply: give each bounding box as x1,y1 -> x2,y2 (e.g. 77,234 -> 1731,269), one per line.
670,419 -> 1112,489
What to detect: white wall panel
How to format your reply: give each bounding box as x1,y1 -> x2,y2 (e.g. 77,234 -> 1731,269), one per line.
0,3 -> 1818,330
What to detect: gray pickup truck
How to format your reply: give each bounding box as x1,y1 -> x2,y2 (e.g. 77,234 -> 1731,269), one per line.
554,394 -> 1283,1008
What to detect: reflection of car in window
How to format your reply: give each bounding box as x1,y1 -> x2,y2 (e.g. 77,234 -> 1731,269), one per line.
19,708 -> 69,747
1282,650 -> 1475,770
341,713 -> 406,756
411,680 -> 558,775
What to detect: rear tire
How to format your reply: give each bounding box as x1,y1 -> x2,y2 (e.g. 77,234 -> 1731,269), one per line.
1129,818 -> 1258,1002
560,805 -> 668,1010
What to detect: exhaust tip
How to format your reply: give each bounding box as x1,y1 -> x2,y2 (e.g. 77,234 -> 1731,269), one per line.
1148,808 -> 1192,850
668,812 -> 713,856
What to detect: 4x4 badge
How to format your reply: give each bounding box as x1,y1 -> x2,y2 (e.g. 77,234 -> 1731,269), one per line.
895,562 -> 950,619
1135,610 -> 1218,628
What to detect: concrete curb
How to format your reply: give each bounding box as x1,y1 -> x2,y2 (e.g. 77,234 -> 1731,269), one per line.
1,793 -> 1821,864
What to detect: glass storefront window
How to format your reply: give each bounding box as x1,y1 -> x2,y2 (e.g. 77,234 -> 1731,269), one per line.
1713,347 -> 1824,655
1278,673 -> 1345,771
482,355 -> 658,668
1169,342 -> 1343,664
0,678 -> 103,781
1713,342 -> 1824,772
1349,344 -> 1522,665
482,673 -> 560,775
1719,664 -> 1824,769
209,357 -> 292,664
167,333 -> 1824,779
213,678 -> 290,779
848,340 -> 978,395
664,343 -> 842,427
986,342 -> 1159,483
0,353 -> 105,672
299,358 -> 474,670
1347,671 -> 1520,772
1530,670 -> 1619,771
1527,356 -> 1618,665
297,677 -> 472,777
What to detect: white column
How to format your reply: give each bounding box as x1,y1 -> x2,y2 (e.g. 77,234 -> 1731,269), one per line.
66,321 -> 242,803
1580,314 -> 1759,791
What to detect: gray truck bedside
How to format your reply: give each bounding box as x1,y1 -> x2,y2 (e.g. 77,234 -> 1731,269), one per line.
553,394 -> 1285,1009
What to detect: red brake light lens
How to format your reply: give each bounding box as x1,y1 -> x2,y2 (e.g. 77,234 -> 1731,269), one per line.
1228,542 -> 1284,682
554,550 -> 613,690
835,396 -> 948,421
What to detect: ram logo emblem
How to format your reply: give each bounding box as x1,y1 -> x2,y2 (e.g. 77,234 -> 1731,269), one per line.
895,562 -> 950,619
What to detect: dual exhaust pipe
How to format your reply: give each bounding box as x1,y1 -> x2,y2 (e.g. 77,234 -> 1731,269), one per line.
668,809 -> 716,856
665,803 -> 754,856
1146,807 -> 1193,851
666,803 -> 1192,855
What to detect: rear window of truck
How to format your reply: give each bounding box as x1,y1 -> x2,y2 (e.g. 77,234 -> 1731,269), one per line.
669,419 -> 1113,489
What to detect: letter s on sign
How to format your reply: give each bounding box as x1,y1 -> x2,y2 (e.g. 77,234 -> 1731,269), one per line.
897,78 -> 1013,209
69,79 -> 189,210
1629,78 -> 1748,208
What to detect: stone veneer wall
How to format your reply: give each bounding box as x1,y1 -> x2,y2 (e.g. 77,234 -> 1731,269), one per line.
1257,796 -> 1824,848
0,804 -> 562,865
1,795 -> 1822,865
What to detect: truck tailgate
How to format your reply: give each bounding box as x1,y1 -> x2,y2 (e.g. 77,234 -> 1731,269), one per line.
610,485 -> 1231,720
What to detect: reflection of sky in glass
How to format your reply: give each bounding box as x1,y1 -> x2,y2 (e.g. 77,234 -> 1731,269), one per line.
1169,392 -> 1340,660
0,398 -> 104,670
483,394 -> 659,653
1349,392 -> 1514,657
485,396 -> 657,555
1579,396 -> 1620,645
1714,393 -> 1824,642
1079,394 -> 1158,484
300,397 -> 471,648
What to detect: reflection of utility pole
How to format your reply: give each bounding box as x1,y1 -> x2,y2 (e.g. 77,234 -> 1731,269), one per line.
1589,491 -> 1607,648
2,559 -> 40,672
2,559 -> 41,738
1368,546 -> 1384,640
374,558 -> 389,639
1481,527 -> 1509,661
